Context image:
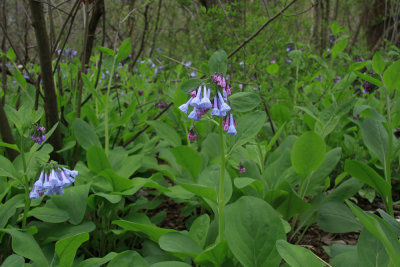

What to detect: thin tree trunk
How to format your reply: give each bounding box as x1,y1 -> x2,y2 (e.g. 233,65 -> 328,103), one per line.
312,1 -> 320,53
28,0 -> 62,161
83,0 -> 105,65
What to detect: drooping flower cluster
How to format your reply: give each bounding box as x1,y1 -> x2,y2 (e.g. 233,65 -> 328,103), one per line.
29,165 -> 78,199
362,82 -> 373,94
30,125 -> 46,145
57,48 -> 77,60
179,73 -> 237,136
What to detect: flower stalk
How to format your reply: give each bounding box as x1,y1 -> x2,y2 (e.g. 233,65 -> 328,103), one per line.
218,117 -> 225,243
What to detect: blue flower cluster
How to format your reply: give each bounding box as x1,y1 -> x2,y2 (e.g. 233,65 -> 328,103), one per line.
30,125 -> 46,145
29,167 -> 78,199
179,73 -> 237,136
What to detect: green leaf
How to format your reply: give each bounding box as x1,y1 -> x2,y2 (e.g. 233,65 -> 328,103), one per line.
0,194 -> 24,228
77,252 -> 117,267
194,241 -> 228,267
344,160 -> 390,200
357,229 -> 389,267
52,184 -> 90,225
107,251 -> 149,267
346,200 -> 400,266
372,52 -> 385,75
331,39 -> 347,59
29,207 -> 70,223
291,131 -> 326,177
267,63 -> 280,74
159,232 -> 202,258
225,196 -> 286,267
180,79 -> 202,93
189,214 -> 210,249
170,146 -> 202,180
276,240 -> 324,267
0,228 -> 49,267
306,147 -> 342,195
98,169 -> 133,192
0,155 -> 18,179
0,142 -> 19,152
87,146 -> 112,173
267,182 -> 310,220
209,50 -> 227,75
317,201 -> 361,233
234,177 -> 264,193
383,60 -> 400,94
151,262 -> 192,267
7,47 -> 16,61
229,92 -> 261,112
116,154 -> 143,178
360,118 -> 388,167
354,71 -> 382,87
147,121 -> 181,147
96,46 -> 115,56
112,220 -> 176,242
116,38 -> 131,63
377,209 -> 400,236
57,140 -> 76,153
0,254 -> 25,267
179,183 -> 217,203
232,111 -> 266,151
73,119 -> 101,150
56,233 -> 89,267
34,221 -> 95,244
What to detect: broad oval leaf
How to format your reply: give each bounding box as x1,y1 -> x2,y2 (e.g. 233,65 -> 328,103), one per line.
73,119 -> 101,150
291,131 -> 326,177
276,240 -> 324,267
225,196 -> 286,267
229,92 -> 261,112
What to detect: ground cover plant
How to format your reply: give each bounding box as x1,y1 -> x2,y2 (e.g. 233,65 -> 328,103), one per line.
1,0 -> 400,266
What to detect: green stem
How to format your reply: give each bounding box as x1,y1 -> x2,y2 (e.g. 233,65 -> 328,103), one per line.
217,117 -> 225,243
381,76 -> 393,216
293,61 -> 299,103
104,57 -> 117,156
20,138 -> 30,228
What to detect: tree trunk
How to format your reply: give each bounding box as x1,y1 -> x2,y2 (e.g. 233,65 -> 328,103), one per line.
83,0 -> 105,65
28,0 -> 62,161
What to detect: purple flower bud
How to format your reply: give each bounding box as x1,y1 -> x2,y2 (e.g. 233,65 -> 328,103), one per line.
187,129 -> 198,142
238,165 -> 246,173
138,90 -> 144,96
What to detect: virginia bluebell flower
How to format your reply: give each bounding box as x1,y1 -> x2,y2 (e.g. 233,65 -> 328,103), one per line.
227,114 -> 237,136
199,86 -> 212,110
362,82 -> 373,94
190,86 -> 202,108
178,73 -> 237,135
29,166 -> 77,199
30,124 -> 46,145
217,91 -> 231,114
211,96 -> 220,116
179,97 -> 193,114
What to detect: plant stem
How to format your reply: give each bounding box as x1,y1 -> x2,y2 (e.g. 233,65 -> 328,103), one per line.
20,138 -> 30,228
104,57 -> 116,156
381,76 -> 393,216
217,117 -> 225,243
293,60 -> 299,103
